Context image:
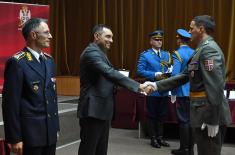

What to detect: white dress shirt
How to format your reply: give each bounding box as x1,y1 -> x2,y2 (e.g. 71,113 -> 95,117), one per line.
27,47 -> 43,62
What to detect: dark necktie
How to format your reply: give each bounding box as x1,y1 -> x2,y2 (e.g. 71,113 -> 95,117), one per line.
157,50 -> 160,57
39,55 -> 46,75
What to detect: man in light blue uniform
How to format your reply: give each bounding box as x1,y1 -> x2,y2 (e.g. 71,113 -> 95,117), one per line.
137,30 -> 171,148
171,29 -> 194,155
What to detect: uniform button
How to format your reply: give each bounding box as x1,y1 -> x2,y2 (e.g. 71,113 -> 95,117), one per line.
46,100 -> 49,104
54,113 -> 57,116
54,99 -> 56,102
48,114 -> 51,118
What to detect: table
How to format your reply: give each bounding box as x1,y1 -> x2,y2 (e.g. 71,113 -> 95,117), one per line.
112,82 -> 235,129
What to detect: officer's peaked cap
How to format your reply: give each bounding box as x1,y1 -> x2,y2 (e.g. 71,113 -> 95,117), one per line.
148,30 -> 164,39
177,29 -> 191,39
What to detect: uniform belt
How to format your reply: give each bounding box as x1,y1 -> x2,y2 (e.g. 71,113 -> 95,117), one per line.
190,91 -> 206,98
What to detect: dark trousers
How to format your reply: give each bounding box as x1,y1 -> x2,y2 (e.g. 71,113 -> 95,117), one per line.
194,125 -> 227,155
147,96 -> 168,138
78,117 -> 110,155
23,144 -> 56,155
176,97 -> 194,152
176,97 -> 190,128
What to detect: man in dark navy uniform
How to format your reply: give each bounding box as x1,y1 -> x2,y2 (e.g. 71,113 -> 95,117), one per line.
137,30 -> 171,148
2,18 -> 59,155
171,29 -> 194,155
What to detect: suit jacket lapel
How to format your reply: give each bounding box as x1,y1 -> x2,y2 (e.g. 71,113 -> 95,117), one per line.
44,58 -> 51,86
92,43 -> 113,67
103,53 -> 113,67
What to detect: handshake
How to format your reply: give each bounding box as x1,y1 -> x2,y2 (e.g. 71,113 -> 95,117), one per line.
139,81 -> 157,95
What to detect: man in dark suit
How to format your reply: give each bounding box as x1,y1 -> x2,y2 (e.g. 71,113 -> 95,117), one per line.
2,18 -> 59,155
144,15 -> 232,155
77,24 -> 154,155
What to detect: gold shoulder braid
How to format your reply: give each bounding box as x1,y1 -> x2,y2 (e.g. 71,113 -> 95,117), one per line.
160,61 -> 171,73
167,52 -> 172,64
173,51 -> 183,63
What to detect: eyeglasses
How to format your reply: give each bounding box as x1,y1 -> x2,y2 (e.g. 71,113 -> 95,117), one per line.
34,31 -> 51,36
152,38 -> 162,41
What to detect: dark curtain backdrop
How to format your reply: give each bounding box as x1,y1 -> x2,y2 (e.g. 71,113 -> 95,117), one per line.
3,0 -> 235,80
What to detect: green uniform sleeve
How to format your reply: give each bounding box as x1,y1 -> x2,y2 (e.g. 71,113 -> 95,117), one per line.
199,46 -> 225,125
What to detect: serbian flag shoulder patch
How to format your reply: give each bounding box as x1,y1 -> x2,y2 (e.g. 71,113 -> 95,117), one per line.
204,59 -> 214,71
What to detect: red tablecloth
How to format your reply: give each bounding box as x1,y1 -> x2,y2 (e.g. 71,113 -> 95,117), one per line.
0,139 -> 9,155
229,100 -> 235,124
112,89 -> 138,129
112,88 -> 178,129
112,85 -> 235,129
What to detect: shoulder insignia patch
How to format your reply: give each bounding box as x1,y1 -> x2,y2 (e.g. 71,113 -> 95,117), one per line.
13,51 -> 26,60
173,51 -> 183,63
204,59 -> 214,71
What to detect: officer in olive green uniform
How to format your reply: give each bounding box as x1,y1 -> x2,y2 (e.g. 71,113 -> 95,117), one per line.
145,15 -> 231,155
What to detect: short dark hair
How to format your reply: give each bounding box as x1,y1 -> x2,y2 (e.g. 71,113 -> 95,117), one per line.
193,15 -> 215,35
179,36 -> 190,43
22,18 -> 47,40
92,24 -> 111,35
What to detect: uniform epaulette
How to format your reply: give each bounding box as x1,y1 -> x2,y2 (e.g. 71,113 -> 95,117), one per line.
13,51 -> 26,60
142,50 -> 148,54
173,51 -> 182,63
43,52 -> 52,58
203,40 -> 209,46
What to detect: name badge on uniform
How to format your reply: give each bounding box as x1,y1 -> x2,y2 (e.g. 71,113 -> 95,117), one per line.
204,59 -> 214,71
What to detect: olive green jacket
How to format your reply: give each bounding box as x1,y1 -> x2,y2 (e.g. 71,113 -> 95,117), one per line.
156,36 -> 232,127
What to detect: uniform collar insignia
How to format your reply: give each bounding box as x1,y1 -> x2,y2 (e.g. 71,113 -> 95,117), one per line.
203,40 -> 209,45
26,52 -> 33,61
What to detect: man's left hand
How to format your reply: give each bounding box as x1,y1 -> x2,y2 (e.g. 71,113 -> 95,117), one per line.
201,123 -> 219,137
9,142 -> 23,155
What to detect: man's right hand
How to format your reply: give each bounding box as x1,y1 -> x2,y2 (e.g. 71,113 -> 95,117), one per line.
142,81 -> 157,90
171,95 -> 176,104
9,142 -> 23,155
139,82 -> 156,95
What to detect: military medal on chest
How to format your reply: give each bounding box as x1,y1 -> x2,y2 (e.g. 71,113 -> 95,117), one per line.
33,84 -> 39,91
32,81 -> 40,92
